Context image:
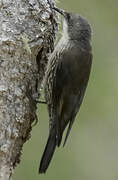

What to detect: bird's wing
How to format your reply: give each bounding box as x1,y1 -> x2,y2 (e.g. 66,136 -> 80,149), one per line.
52,47 -> 92,146
51,56 -> 65,145
63,87 -> 86,146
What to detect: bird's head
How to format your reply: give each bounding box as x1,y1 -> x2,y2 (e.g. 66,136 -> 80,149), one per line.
53,7 -> 92,42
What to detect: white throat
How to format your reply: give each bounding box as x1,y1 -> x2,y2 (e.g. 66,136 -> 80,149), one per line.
61,18 -> 69,41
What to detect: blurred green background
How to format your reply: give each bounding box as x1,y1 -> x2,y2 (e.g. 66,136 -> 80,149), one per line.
13,0 -> 118,180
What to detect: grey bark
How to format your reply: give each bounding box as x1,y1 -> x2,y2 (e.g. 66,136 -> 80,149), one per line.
0,0 -> 58,179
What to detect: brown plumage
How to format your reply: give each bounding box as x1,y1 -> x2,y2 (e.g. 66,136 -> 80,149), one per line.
39,7 -> 92,174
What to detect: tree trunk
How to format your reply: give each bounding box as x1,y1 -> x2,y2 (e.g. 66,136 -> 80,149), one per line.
0,0 -> 58,179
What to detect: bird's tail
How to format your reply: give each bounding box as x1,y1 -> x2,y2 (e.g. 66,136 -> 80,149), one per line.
39,128 -> 56,174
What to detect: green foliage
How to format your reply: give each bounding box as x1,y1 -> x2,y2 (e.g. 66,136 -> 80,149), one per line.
14,1 -> 118,180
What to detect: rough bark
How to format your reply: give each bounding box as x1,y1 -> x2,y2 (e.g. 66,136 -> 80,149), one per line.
0,0 -> 58,179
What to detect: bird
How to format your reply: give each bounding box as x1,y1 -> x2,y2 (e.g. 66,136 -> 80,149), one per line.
39,6 -> 92,174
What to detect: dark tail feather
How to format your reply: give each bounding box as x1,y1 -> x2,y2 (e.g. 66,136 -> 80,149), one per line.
63,118 -> 75,147
39,129 -> 56,174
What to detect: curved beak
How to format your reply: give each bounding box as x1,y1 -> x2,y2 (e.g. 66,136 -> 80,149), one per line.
53,7 -> 66,17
